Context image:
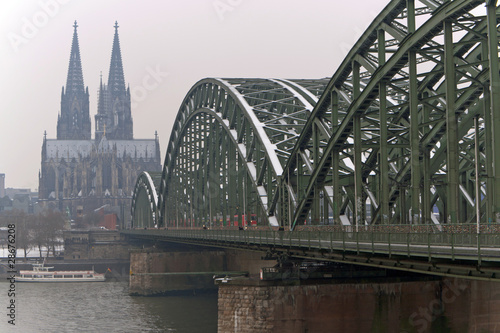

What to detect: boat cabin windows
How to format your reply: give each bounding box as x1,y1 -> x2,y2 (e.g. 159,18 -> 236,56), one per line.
18,265 -> 105,282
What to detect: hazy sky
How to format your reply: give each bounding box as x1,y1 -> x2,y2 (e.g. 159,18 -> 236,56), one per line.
0,0 -> 389,190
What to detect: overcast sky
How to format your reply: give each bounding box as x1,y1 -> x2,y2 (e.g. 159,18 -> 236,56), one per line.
0,0 -> 389,190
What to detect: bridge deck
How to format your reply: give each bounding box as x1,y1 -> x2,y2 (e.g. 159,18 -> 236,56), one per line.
123,228 -> 500,281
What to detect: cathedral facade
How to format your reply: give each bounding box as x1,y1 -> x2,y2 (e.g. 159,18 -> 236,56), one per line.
38,22 -> 161,227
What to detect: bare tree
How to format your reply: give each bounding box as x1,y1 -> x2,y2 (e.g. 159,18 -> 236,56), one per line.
31,210 -> 66,259
43,209 -> 66,257
14,210 -> 33,262
31,213 -> 46,259
0,209 -> 34,262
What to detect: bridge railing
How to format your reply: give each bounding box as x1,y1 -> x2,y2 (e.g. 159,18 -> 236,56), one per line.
123,226 -> 500,262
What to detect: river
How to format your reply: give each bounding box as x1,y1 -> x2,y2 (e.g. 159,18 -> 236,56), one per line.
0,281 -> 218,332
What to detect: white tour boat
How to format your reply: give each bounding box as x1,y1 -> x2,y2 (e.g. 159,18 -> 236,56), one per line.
17,263 -> 106,282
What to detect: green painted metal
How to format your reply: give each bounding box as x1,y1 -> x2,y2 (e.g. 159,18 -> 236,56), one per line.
284,0 -> 499,230
487,0 -> 500,222
133,0 -> 500,234
158,78 -> 328,228
444,19 -> 459,224
131,172 -> 162,228
123,226 -> 500,280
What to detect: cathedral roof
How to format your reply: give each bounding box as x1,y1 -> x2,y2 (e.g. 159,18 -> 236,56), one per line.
107,140 -> 158,159
45,140 -> 93,159
108,21 -> 126,93
65,21 -> 85,94
97,135 -> 110,153
45,139 -> 158,161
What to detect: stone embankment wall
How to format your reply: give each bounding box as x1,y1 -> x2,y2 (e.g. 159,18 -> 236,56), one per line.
218,278 -> 500,333
128,245 -> 275,296
63,230 -> 129,260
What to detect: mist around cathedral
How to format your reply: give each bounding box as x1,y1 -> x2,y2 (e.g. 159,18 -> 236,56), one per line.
0,21 -> 161,258
0,18 -> 182,332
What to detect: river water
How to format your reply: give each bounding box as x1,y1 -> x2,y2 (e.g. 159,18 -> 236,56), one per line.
0,281 -> 218,332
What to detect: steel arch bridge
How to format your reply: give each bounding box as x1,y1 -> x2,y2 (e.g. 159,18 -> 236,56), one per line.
136,0 -> 500,231
131,172 -> 162,228
158,78 -> 329,228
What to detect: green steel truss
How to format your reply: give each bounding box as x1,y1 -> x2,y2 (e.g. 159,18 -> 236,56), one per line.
149,0 -> 500,230
284,0 -> 500,230
131,171 -> 161,228
158,78 -> 328,227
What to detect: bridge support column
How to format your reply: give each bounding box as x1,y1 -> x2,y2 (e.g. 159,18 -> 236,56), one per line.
129,247 -> 226,296
217,277 -> 500,333
128,246 -> 274,296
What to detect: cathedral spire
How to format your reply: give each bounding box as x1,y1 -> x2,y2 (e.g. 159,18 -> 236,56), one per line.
66,21 -> 85,93
108,21 -> 126,93
57,20 -> 91,140
96,21 -> 133,140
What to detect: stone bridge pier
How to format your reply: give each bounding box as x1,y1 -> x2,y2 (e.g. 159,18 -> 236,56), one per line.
128,243 -> 274,296
217,277 -> 500,333
128,243 -> 500,332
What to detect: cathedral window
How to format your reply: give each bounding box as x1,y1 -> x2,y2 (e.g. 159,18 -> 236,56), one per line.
72,111 -> 78,127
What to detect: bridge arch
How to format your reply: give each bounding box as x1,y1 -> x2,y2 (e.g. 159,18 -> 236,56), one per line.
158,78 -> 328,228
133,0 -> 500,231
281,0 -> 500,229
131,171 -> 161,228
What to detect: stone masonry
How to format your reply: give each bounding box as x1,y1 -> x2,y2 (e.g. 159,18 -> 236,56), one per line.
218,278 -> 500,333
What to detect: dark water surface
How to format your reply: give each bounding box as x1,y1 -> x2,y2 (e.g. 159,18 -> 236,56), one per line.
0,281 -> 218,332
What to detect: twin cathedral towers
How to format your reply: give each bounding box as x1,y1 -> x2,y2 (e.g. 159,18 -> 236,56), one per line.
57,21 -> 134,141
39,21 -> 161,226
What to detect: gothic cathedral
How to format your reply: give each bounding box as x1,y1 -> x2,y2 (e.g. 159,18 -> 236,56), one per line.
38,22 -> 162,227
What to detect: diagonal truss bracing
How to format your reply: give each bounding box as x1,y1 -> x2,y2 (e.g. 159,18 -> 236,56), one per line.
284,0 -> 500,230
148,0 -> 500,231
158,78 -> 328,227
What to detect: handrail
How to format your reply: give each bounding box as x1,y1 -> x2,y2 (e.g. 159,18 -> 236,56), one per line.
122,228 -> 500,263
